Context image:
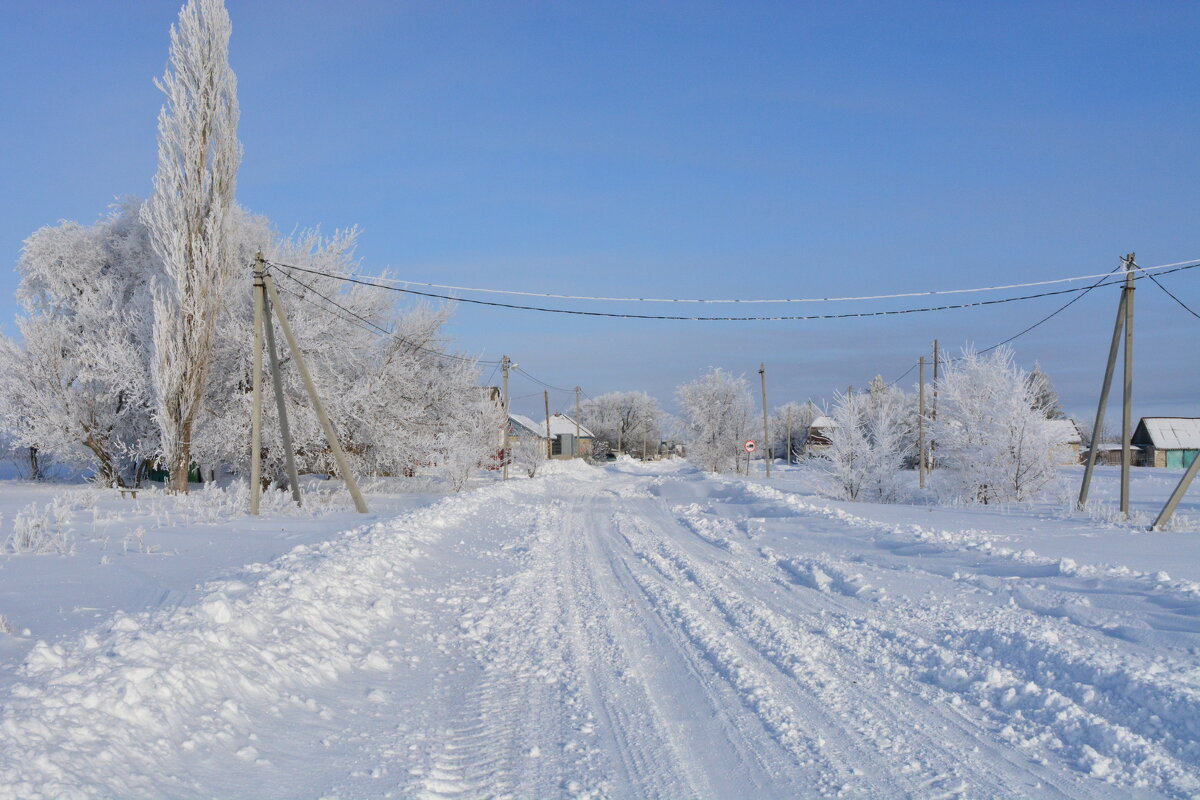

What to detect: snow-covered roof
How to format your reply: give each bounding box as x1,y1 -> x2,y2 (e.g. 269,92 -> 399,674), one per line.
507,414 -> 546,438
544,413 -> 594,439
1046,418 -> 1082,445
809,415 -> 838,430
1138,418 -> 1200,450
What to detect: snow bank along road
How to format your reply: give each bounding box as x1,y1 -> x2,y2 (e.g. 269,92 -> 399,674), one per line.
1,460 -> 1198,799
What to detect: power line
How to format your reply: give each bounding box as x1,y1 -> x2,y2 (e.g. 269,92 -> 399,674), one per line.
1134,261 -> 1200,320
295,257 -> 1200,304
266,259 -> 1200,322
515,366 -> 577,393
886,261 -> 1128,387
267,264 -> 503,366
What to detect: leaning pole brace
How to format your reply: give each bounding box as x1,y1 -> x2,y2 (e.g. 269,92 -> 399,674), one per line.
1078,262 -> 1130,509
261,267 -> 370,514
258,258 -> 303,506
250,266 -> 266,515
1153,451 -> 1200,531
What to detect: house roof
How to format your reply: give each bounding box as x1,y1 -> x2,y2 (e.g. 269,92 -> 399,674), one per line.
1137,417 -> 1200,450
545,413 -> 594,439
809,415 -> 838,430
507,414 -> 546,438
1046,418 -> 1082,445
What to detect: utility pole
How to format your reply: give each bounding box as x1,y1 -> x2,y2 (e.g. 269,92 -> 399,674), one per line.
1120,253 -> 1135,518
759,363 -> 771,477
262,288 -> 301,506
918,356 -> 927,489
1079,269 -> 1130,508
932,339 -> 939,422
575,386 -> 581,458
501,356 -> 511,480
545,390 -> 552,459
261,270 -> 368,513
787,417 -> 793,466
249,262 -> 266,515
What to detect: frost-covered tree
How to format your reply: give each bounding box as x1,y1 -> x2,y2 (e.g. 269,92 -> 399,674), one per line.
580,391 -> 663,456
142,0 -> 242,491
1027,363 -> 1065,419
434,387 -> 505,492
511,436 -> 546,478
0,201 -> 159,486
819,385 -> 911,502
677,369 -> 754,473
771,401 -> 818,464
933,347 -> 1069,504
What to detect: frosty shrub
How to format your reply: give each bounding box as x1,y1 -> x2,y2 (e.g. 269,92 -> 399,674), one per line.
0,614 -> 11,635
7,500 -> 73,555
512,437 -> 547,478
933,346 -> 1068,505
821,381 -> 913,503
677,368 -> 754,474
580,392 -> 663,457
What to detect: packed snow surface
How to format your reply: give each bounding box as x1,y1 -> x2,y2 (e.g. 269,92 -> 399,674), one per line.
1,460 -> 1199,798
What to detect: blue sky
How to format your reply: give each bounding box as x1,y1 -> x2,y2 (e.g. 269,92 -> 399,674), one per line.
1,1 -> 1197,420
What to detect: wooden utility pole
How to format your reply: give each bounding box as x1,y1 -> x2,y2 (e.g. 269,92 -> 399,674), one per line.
1079,253 -> 1136,514
1120,253 -> 1135,517
261,271 -> 368,513
249,263 -> 266,515
1079,285 -> 1129,508
545,390 -> 552,459
786,418 -> 793,466
501,356 -> 511,480
574,386 -> 581,458
759,363 -> 771,477
918,356 -> 927,489
932,339 -> 939,422
262,288 -> 302,506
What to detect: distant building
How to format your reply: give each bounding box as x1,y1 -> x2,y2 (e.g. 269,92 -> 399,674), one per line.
545,413 -> 594,459
1131,417 -> 1200,468
804,415 -> 838,454
1046,418 -> 1084,465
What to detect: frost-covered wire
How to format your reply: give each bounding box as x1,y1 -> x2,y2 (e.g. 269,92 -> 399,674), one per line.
284,258 -> 1200,304
266,259 -> 1200,323
1134,261 -> 1200,320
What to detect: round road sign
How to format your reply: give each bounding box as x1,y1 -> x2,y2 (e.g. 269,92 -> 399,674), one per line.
744,440 -> 757,453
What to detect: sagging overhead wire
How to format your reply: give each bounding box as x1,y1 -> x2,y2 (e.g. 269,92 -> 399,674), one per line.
266,259 -> 1200,323
1134,260 -> 1200,320
266,264 -> 503,366
296,257 -> 1200,304
885,261 -> 1131,387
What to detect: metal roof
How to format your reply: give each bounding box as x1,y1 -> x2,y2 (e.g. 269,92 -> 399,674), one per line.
1046,419 -> 1082,445
544,413 -> 594,439
1138,417 -> 1200,450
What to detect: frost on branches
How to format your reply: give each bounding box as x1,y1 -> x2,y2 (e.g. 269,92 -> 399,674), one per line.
933,347 -> 1068,504
0,200 -> 158,487
580,391 -> 663,458
676,369 -> 754,474
820,380 -> 912,503
142,0 -> 242,492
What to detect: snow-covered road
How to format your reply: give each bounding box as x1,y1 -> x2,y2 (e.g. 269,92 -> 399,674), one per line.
2,460 -> 1198,798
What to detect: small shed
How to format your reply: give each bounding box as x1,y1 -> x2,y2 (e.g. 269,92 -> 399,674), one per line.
1046,418 -> 1084,465
804,415 -> 838,454
1131,418 -> 1200,468
544,413 -> 595,459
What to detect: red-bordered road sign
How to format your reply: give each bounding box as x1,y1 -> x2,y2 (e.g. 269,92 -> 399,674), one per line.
744,440 -> 757,453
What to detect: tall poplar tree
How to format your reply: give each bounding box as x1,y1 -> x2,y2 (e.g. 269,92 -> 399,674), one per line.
142,0 -> 242,491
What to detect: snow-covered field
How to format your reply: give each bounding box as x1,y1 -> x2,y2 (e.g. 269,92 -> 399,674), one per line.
0,460 -> 1198,798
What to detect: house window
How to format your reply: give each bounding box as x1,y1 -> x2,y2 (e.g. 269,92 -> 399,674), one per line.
551,437 -> 562,456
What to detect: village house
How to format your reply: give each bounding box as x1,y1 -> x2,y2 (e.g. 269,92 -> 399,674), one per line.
1047,418 -> 1084,465
1131,417 -> 1200,469
804,415 -> 838,455
544,413 -> 595,459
